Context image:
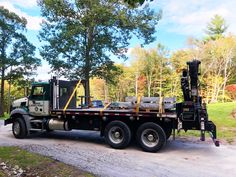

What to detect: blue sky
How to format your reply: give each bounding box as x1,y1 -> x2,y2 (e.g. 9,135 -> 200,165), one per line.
0,0 -> 235,80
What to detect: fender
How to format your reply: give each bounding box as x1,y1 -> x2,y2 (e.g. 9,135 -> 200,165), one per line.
5,108 -> 32,134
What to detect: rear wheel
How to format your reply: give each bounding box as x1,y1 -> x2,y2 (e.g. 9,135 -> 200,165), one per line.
12,118 -> 27,139
104,121 -> 131,149
136,122 -> 166,152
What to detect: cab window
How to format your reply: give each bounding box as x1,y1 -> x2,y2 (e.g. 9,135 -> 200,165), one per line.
30,85 -> 49,100
60,87 -> 68,97
33,86 -> 44,96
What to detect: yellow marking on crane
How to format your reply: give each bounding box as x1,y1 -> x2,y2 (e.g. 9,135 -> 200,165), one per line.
63,80 -> 81,112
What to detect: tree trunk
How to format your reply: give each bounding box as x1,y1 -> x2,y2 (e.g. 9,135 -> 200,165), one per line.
84,26 -> 94,106
222,50 -> 232,102
84,52 -> 90,105
135,72 -> 138,97
7,81 -> 11,113
206,85 -> 209,103
84,76 -> 90,106
0,68 -> 5,116
148,77 -> 151,97
159,60 -> 163,97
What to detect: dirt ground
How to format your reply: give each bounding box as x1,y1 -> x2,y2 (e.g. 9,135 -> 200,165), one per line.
0,120 -> 236,177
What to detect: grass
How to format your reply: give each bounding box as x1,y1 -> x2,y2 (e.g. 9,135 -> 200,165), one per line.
0,146 -> 94,177
179,102 -> 236,143
207,102 -> 236,143
0,112 -> 9,120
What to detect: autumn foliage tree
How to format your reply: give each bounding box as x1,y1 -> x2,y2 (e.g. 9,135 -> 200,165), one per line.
225,85 -> 236,101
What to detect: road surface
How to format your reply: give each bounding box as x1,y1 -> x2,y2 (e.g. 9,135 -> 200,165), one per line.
0,120 -> 236,177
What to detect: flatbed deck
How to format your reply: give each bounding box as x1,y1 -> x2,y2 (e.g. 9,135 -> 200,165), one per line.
51,108 -> 177,119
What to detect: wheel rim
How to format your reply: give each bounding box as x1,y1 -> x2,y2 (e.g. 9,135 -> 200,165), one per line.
108,126 -> 124,144
13,121 -> 20,135
141,128 -> 159,148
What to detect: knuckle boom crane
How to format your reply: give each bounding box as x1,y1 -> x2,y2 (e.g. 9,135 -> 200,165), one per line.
178,60 -> 219,146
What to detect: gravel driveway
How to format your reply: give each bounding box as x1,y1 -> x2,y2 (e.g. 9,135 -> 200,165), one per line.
0,120 -> 236,177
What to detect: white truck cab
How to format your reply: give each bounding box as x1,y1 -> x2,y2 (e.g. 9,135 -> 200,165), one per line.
28,82 -> 50,116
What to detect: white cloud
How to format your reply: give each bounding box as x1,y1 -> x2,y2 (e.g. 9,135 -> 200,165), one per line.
0,0 -> 42,30
152,0 -> 236,37
9,0 -> 37,8
25,15 -> 42,30
35,63 -> 52,81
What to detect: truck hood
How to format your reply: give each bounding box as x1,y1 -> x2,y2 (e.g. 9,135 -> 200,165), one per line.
12,97 -> 28,108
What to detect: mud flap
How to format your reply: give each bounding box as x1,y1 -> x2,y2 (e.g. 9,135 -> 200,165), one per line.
4,119 -> 12,126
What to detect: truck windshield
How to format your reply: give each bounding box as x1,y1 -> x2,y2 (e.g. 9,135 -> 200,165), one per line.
33,86 -> 44,96
30,85 -> 50,100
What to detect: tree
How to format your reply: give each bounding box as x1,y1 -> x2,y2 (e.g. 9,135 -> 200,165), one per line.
130,44 -> 169,97
188,34 -> 236,103
124,0 -> 153,6
130,46 -> 146,96
205,14 -> 228,41
38,0 -> 161,104
96,63 -> 123,102
225,84 -> 236,101
202,36 -> 236,102
0,6 -> 41,115
169,50 -> 192,100
184,15 -> 235,103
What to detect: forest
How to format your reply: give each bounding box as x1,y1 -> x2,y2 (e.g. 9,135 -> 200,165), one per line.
0,1 -> 236,116
96,15 -> 236,103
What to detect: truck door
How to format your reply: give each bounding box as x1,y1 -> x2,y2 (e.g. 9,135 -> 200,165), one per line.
28,84 -> 50,116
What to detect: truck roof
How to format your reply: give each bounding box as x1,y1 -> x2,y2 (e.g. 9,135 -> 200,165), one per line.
32,81 -> 49,85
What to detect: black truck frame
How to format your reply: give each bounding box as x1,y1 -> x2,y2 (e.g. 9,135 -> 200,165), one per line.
5,60 -> 219,152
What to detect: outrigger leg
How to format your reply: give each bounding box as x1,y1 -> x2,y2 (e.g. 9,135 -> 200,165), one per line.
206,121 -> 220,147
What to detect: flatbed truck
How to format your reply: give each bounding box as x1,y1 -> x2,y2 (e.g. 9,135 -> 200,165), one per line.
4,60 -> 219,152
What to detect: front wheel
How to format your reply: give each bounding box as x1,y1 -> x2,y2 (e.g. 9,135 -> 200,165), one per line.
12,118 -> 27,139
104,121 -> 131,149
136,122 -> 166,152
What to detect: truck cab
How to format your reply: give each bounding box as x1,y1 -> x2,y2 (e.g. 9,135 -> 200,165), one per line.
28,82 -> 50,116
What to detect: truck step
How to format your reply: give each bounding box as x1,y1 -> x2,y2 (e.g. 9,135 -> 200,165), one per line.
30,128 -> 44,131
30,120 -> 43,123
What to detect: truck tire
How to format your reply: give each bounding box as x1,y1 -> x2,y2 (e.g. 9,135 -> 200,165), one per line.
12,118 -> 27,139
136,122 -> 166,152
104,121 -> 131,149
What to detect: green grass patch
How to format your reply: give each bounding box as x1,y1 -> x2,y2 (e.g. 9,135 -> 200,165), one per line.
207,102 -> 236,127
179,102 -> 236,143
207,102 -> 236,142
0,146 -> 94,177
0,112 -> 9,120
